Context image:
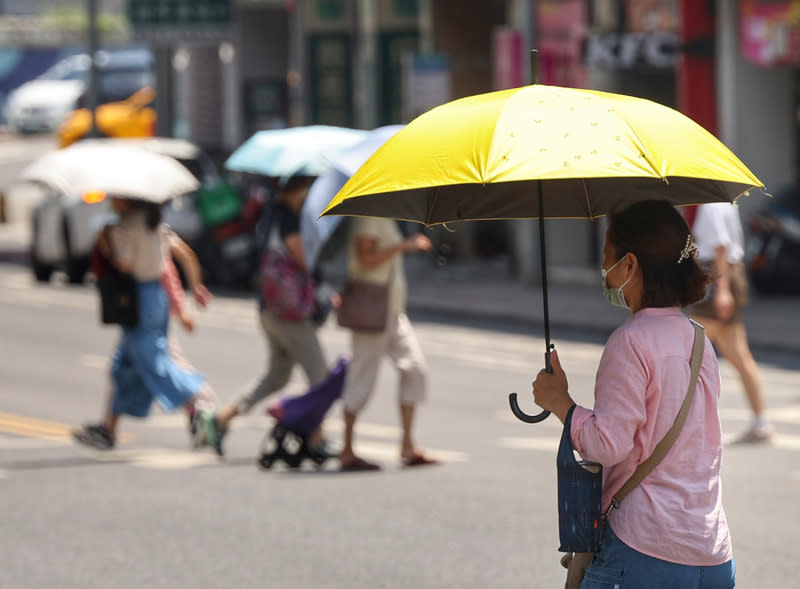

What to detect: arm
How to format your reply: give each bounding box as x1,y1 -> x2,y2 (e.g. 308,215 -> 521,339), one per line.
169,236 -> 212,308
711,244 -> 734,321
161,256 -> 194,332
539,331 -> 648,467
283,232 -> 307,271
355,233 -> 432,269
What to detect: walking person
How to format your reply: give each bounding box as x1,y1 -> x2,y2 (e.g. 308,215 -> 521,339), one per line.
338,217 -> 438,471
95,254 -> 218,447
208,176 -> 333,457
73,197 -> 216,451
532,200 -> 735,587
688,202 -> 772,443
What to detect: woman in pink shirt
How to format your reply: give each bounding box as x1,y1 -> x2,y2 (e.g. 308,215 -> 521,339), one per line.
533,200 -> 735,587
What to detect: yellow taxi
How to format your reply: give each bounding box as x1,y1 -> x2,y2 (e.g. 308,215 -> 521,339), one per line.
57,86 -> 156,148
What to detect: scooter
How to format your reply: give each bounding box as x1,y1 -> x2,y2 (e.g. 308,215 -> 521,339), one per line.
746,194 -> 800,296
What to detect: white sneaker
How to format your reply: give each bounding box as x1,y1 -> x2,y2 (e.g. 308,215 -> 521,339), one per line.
730,423 -> 774,444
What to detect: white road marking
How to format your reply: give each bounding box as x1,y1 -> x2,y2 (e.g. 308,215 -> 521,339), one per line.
81,354 -> 108,369
0,436 -> 66,450
92,448 -> 220,470
720,406 -> 800,425
772,434 -> 800,451
355,441 -> 468,463
498,437 -> 560,452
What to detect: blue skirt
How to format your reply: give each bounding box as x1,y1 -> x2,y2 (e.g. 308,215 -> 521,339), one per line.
111,281 -> 206,418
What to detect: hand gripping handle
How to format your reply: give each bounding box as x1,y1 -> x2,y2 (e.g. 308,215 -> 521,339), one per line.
508,348 -> 552,424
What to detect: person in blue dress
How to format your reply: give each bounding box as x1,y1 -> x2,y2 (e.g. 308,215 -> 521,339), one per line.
73,196 -> 216,451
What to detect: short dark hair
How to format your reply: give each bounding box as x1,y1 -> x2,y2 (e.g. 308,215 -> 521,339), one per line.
607,200 -> 709,308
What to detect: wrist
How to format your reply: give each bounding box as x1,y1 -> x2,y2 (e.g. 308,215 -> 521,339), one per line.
554,399 -> 576,424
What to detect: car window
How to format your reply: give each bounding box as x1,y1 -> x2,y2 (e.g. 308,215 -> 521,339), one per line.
39,55 -> 90,81
97,69 -> 154,102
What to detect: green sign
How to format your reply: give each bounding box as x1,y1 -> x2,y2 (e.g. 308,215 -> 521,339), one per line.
128,0 -> 232,27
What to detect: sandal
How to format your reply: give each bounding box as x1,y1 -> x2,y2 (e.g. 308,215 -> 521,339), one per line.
401,452 -> 440,468
339,456 -> 381,472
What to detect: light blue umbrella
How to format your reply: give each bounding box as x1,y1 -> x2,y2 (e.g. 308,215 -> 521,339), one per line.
301,125 -> 404,271
224,125 -> 368,180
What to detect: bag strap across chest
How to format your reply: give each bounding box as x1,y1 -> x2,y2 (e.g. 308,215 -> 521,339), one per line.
606,319 -> 705,515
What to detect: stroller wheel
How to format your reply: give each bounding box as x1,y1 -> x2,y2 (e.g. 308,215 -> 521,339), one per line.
281,433 -> 305,469
257,425 -> 288,471
307,442 -> 333,467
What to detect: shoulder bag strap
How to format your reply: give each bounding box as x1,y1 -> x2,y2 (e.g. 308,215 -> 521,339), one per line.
608,319 -> 705,512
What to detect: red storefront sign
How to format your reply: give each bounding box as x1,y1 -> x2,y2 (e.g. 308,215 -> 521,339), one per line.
492,27 -> 524,90
537,0 -> 587,87
741,0 -> 800,66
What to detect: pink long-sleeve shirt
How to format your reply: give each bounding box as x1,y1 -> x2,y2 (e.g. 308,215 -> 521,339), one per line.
571,307 -> 733,566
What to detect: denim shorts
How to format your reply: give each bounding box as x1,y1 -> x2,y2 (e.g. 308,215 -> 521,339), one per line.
581,525 -> 736,589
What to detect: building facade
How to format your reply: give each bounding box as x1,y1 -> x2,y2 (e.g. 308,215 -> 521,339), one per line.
127,0 -> 796,282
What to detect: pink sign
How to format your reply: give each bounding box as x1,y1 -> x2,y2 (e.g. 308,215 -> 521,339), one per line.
537,0 -> 587,87
493,27 -> 523,90
741,0 -> 800,66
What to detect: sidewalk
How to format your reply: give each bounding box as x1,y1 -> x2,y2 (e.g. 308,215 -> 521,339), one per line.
1,218 -> 797,353
406,258 -> 800,354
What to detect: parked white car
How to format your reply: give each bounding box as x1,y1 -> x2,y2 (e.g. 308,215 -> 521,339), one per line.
3,54 -> 89,134
24,138 -> 215,284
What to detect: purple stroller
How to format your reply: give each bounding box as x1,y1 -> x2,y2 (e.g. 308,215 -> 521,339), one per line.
258,357 -> 348,470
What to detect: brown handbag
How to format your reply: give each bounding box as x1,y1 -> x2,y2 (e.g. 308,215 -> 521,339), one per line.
336,279 -> 389,332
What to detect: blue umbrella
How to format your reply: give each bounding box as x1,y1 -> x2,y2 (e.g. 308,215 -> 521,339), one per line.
300,125 -> 404,271
224,125 -> 368,180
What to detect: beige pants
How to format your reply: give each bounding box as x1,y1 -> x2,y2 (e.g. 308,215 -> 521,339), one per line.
342,312 -> 427,413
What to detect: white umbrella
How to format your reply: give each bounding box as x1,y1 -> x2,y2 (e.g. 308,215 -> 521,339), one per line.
301,125 -> 404,271
20,141 -> 200,203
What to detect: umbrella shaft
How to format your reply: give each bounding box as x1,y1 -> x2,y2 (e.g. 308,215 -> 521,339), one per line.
538,182 -> 551,366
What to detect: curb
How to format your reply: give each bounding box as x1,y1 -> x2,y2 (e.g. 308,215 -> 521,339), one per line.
407,296 -> 798,357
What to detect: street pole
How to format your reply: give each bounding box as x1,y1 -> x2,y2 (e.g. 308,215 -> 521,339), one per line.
509,0 -> 537,283
87,0 -> 99,137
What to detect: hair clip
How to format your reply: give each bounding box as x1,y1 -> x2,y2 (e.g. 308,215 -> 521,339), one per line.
677,234 -> 698,264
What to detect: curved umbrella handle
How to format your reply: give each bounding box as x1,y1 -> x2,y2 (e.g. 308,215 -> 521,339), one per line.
508,393 -> 551,423
508,345 -> 554,424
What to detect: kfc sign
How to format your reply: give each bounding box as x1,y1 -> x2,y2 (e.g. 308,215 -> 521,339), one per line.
585,32 -> 678,68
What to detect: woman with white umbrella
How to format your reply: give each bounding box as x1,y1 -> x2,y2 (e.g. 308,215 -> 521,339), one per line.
73,194 -> 219,449
73,195 -> 218,450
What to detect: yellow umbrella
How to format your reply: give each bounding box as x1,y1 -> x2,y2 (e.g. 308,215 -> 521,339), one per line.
323,84 -> 762,223
322,82 -> 763,423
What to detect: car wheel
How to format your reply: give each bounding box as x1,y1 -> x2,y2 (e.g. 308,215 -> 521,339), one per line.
30,210 -> 54,282
31,254 -> 54,282
66,255 -> 89,284
62,213 -> 88,284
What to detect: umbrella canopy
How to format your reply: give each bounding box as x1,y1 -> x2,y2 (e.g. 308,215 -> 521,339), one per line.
321,83 -> 764,424
322,84 -> 763,224
301,125 -> 404,272
224,125 -> 368,180
20,140 -> 199,203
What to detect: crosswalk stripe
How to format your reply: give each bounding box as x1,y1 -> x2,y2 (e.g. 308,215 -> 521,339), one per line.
90,448 -> 220,470
0,436 -> 67,449
346,441 -> 468,463
498,437 -> 559,452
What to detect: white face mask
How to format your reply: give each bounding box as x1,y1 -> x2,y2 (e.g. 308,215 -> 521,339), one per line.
601,256 -> 632,309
